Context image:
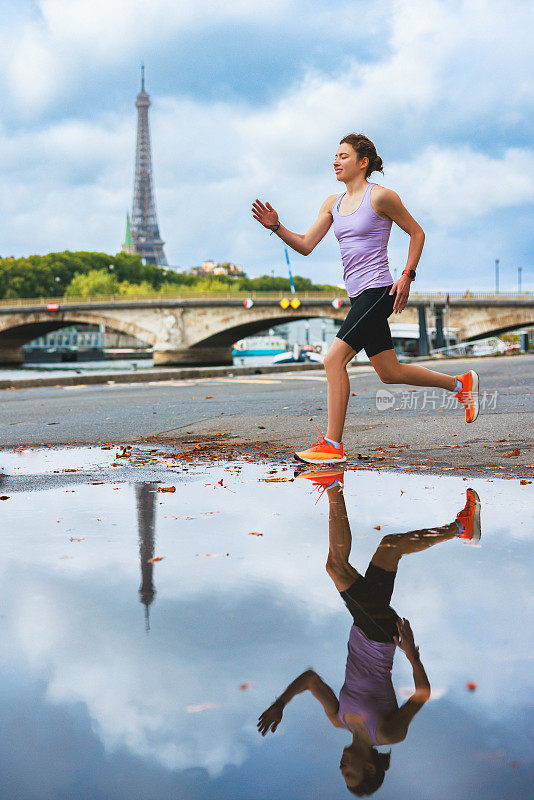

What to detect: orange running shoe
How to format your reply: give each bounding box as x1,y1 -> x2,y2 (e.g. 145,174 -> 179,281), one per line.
295,467 -> 345,503
456,488 -> 481,544
294,425 -> 346,464
455,370 -> 479,423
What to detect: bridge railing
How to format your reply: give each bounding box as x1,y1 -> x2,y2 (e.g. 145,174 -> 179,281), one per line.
0,291 -> 342,306
0,290 -> 533,307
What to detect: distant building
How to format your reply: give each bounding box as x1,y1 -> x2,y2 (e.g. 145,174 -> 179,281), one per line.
121,212 -> 137,256
190,261 -> 245,278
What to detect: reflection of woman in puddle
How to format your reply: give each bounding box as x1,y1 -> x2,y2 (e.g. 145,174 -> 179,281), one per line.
258,473 -> 480,795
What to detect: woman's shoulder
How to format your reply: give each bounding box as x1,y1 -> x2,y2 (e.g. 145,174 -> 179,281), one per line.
369,184 -> 400,219
321,193 -> 343,213
370,184 -> 399,201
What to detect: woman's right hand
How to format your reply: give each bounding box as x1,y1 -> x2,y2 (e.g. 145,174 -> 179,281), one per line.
257,701 -> 284,735
394,617 -> 420,662
252,199 -> 279,229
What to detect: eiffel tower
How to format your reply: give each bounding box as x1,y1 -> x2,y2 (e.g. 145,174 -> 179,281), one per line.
136,482 -> 157,633
128,66 -> 167,266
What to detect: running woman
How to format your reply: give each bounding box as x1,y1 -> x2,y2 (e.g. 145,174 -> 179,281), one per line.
252,134 -> 479,464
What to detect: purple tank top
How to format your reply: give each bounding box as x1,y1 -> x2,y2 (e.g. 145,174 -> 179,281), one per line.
338,625 -> 398,745
332,183 -> 393,298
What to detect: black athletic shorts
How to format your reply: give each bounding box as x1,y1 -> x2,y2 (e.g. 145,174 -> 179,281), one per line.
339,563 -> 399,644
336,284 -> 395,358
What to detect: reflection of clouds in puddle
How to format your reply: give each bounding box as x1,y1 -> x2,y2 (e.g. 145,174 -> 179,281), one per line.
1,462 -> 532,776
398,686 -> 448,701
4,571 -> 257,776
1,446 -> 116,474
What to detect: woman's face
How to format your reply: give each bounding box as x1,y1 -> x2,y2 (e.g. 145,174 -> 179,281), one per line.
333,144 -> 367,182
340,746 -> 375,789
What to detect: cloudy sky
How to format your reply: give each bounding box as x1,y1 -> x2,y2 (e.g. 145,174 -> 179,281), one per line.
0,0 -> 533,290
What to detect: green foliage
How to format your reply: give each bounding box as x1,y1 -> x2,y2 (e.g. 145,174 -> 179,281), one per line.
118,280 -> 157,296
0,251 -> 150,299
0,251 -> 338,299
65,269 -> 119,297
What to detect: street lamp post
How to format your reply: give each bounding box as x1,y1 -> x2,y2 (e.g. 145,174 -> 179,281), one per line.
495,259 -> 500,294
518,266 -> 522,293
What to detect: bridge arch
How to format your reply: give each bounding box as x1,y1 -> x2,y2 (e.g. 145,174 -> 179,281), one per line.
192,313 -> 343,349
463,312 -> 534,341
0,310 -> 157,364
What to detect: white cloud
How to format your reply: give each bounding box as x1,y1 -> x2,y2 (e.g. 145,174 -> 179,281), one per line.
2,0 -> 293,114
387,146 -> 534,228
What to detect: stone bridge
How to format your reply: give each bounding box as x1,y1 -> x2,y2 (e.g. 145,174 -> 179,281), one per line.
0,292 -> 533,365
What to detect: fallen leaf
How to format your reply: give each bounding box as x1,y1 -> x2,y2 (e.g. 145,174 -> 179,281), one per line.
260,477 -> 294,482
373,525 -> 381,530
101,445 -> 112,450
239,683 -> 251,691
502,449 -> 520,457
249,532 -> 263,536
351,392 -> 358,396
258,425 -> 266,429
70,537 -> 86,542
0,496 -> 10,501
520,480 -> 532,485
157,486 -> 176,493
149,556 -> 164,562
205,396 -> 214,399
466,681 -> 478,691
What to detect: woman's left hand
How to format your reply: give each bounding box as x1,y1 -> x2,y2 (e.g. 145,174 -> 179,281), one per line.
390,274 -> 411,314
257,701 -> 284,736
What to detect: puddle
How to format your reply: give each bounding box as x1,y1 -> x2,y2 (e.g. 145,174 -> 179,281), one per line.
0,451 -> 532,799
1,445 -> 118,474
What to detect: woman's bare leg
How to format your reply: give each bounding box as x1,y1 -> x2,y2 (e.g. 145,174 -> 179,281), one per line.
325,485 -> 360,591
370,524 -> 458,571
369,349 -> 456,391
323,338 -> 357,442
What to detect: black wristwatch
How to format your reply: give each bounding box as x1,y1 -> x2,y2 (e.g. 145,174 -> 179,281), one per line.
402,268 -> 416,280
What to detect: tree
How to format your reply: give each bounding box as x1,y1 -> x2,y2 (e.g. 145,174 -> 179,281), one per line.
65,269 -> 119,297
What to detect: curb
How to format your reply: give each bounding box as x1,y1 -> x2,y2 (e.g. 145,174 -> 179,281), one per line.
0,361 -> 327,390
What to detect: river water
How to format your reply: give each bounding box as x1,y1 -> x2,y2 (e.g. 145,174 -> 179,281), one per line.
0,446 -> 532,799
0,355 -> 279,381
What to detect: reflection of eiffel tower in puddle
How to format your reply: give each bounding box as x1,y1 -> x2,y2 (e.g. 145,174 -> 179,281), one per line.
136,483 -> 157,633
